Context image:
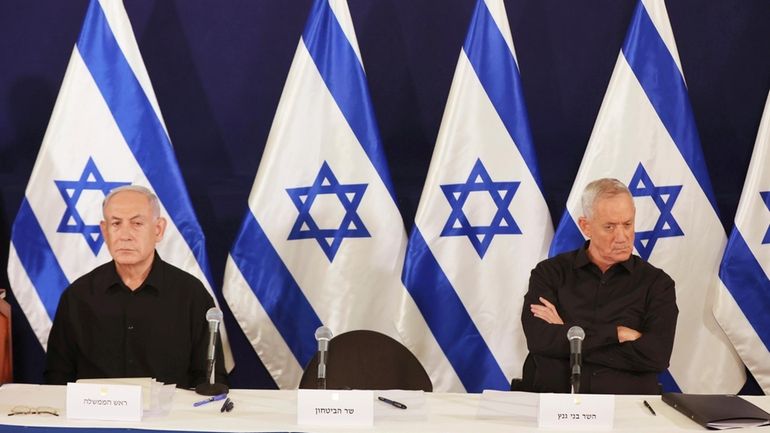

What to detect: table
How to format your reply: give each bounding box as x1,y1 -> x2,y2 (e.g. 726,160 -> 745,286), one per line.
0,384 -> 768,432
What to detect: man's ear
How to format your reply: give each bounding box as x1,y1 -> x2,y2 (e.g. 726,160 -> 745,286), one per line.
577,216 -> 591,239
154,217 -> 167,242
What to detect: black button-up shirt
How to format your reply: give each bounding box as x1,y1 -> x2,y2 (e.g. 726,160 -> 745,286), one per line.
44,252 -> 226,388
521,242 -> 678,394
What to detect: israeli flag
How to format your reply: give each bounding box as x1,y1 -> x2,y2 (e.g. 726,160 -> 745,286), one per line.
222,0 -> 446,389
714,91 -> 770,393
401,0 -> 553,392
550,0 -> 744,393
7,0 -> 233,369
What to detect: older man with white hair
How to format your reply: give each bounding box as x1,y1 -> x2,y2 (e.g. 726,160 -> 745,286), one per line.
44,185 -> 226,388
520,178 -> 678,394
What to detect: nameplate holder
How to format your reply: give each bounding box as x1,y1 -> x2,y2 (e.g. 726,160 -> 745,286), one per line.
66,382 -> 142,422
538,393 -> 614,430
297,389 -> 373,427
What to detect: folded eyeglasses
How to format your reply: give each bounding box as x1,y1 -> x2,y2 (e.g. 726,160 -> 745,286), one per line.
7,405 -> 59,416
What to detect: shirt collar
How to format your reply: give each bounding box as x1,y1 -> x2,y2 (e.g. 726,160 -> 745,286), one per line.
574,241 -> 634,273
98,251 -> 162,294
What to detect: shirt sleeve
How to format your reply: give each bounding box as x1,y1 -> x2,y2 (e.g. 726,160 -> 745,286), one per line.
583,272 -> 678,373
44,289 -> 77,385
521,260 -> 570,358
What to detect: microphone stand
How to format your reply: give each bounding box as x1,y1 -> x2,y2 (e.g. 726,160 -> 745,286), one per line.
315,326 -> 333,390
195,309 -> 229,396
567,326 -> 584,395
196,358 -> 228,395
570,363 -> 580,394
318,365 -> 327,390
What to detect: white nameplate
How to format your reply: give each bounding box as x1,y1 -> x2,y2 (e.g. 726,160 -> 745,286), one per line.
66,382 -> 142,422
297,389 -> 373,427
538,393 -> 614,430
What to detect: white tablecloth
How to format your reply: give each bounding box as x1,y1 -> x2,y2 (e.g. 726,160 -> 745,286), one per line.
0,384 -> 768,432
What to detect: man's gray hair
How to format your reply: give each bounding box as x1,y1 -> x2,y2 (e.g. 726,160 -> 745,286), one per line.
581,178 -> 632,219
102,185 -> 161,219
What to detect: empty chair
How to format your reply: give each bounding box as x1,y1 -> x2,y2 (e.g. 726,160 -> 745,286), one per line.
299,330 -> 432,392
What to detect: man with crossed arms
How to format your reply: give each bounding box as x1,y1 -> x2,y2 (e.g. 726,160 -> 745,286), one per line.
522,178 -> 678,394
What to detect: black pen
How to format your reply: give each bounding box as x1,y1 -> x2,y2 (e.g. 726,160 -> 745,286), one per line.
220,397 -> 234,413
378,396 -> 407,409
643,399 -> 656,416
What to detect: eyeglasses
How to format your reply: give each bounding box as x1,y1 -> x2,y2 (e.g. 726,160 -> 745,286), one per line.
7,405 -> 59,416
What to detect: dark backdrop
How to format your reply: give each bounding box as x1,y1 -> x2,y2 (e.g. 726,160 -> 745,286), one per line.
2,0 -> 770,390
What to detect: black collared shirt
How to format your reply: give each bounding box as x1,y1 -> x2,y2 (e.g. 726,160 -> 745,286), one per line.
44,252 -> 226,388
521,242 -> 678,394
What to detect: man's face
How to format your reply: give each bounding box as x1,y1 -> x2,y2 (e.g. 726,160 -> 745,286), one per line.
100,191 -> 166,267
578,193 -> 635,269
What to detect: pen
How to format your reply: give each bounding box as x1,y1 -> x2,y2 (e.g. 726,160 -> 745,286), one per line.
220,397 -> 234,413
643,399 -> 656,416
378,396 -> 407,410
193,393 -> 228,407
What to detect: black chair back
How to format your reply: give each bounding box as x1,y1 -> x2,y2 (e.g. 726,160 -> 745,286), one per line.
299,329 -> 432,392
510,353 -> 535,392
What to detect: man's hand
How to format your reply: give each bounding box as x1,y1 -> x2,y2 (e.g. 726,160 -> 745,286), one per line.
530,297 -> 564,324
617,325 -> 642,343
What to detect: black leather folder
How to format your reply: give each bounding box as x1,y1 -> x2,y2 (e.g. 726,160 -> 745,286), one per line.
662,393 -> 770,430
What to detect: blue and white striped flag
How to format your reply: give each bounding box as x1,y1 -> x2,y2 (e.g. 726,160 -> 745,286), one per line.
550,0 -> 743,393
222,0 -> 444,389
7,0 -> 233,369
401,0 -> 553,392
714,90 -> 770,394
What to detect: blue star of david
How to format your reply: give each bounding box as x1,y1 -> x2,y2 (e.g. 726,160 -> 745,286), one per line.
439,158 -> 521,258
628,163 -> 684,260
54,157 -> 131,255
760,191 -> 770,244
286,161 -> 370,261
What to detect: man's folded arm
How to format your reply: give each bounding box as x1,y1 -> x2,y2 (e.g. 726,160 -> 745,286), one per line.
584,276 -> 678,372
522,263 -> 622,358
522,263 -> 570,357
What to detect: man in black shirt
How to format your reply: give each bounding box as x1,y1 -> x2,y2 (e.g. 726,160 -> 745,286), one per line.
522,178 -> 677,394
45,186 -> 226,388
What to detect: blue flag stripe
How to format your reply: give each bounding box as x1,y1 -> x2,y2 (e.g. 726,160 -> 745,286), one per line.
621,2 -> 719,214
230,212 -> 322,367
658,370 -> 682,393
720,228 -> 770,349
10,199 -> 70,319
76,1 -> 213,284
402,228 -> 508,391
549,211 -> 584,257
463,0 -> 544,191
301,0 -> 397,203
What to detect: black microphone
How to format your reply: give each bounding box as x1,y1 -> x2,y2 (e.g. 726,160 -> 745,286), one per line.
195,307 -> 229,396
314,326 -> 333,389
567,326 -> 585,394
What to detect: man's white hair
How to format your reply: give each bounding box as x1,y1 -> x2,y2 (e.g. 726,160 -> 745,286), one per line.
581,178 -> 632,219
102,185 -> 161,219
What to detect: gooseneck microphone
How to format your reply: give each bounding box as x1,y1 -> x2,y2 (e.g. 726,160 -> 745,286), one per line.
315,326 -> 333,389
195,307 -> 229,396
567,326 -> 585,394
